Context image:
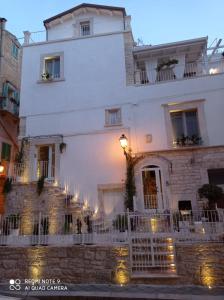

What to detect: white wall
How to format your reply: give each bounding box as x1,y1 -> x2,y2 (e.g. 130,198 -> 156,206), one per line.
47,13 -> 124,41
20,30 -> 224,209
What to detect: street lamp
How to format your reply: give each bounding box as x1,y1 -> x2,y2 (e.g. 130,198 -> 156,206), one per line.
119,134 -> 128,156
0,162 -> 4,174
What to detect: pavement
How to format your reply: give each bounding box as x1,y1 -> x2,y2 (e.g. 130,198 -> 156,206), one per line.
0,284 -> 224,299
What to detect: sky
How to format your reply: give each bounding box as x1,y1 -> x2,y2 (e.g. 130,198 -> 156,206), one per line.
0,0 -> 223,46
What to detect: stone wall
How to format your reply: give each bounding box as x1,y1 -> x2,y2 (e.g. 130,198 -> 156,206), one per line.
5,183 -> 88,235
0,245 -> 129,284
135,145 -> 224,210
0,243 -> 223,286
176,243 -> 224,287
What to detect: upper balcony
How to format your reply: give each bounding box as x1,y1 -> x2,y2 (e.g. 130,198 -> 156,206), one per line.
133,37 -> 224,86
0,96 -> 19,117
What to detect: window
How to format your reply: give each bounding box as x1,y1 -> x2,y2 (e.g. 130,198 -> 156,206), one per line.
80,21 -> 90,36
105,108 -> 122,126
44,56 -> 60,79
208,169 -> 224,186
163,99 -> 208,148
170,109 -> 200,145
11,43 -> 19,59
1,142 -> 11,162
40,52 -> 64,82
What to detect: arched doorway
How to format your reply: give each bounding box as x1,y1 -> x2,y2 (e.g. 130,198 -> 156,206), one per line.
141,165 -> 164,211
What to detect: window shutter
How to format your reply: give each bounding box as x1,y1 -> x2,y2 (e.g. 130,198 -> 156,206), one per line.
1,143 -> 11,161
2,83 -> 8,97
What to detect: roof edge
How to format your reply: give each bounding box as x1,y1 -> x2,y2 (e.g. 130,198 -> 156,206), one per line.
134,36 -> 208,53
43,3 -> 126,26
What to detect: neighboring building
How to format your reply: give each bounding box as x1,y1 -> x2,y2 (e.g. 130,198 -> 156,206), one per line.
19,3 -> 224,215
0,18 -> 21,213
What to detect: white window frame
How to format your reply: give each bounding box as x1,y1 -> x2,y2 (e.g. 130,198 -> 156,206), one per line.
105,108 -> 122,127
163,99 -> 209,148
39,52 -> 64,82
73,18 -> 93,38
80,21 -> 91,36
170,109 -> 200,141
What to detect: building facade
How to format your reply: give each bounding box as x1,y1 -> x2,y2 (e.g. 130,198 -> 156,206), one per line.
0,18 -> 21,213
19,3 -> 224,216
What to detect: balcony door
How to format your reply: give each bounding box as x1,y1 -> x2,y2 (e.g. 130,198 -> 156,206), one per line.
38,145 -> 55,180
142,165 -> 164,211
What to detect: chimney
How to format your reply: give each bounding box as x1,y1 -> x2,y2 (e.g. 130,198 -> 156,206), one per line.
0,18 -> 7,30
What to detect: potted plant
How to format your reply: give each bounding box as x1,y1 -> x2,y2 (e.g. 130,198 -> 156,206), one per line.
113,214 -> 128,232
37,175 -> 45,195
198,184 -> 223,210
156,59 -> 179,72
176,134 -> 202,147
8,214 -> 20,236
3,178 -> 12,194
41,72 -> 52,81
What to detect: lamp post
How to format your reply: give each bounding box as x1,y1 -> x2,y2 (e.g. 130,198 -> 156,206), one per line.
119,134 -> 129,158
119,134 -> 135,211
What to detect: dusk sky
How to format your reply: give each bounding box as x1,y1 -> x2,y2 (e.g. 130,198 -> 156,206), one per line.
1,0 -> 223,46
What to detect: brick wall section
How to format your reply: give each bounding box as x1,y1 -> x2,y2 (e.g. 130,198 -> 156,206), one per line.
0,245 -> 129,284
123,31 -> 135,85
0,29 -> 21,93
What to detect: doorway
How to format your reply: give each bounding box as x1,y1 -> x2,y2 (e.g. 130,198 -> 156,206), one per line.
141,165 -> 164,210
37,145 -> 55,180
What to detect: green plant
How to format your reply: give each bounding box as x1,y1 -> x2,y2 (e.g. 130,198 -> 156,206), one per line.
125,151 -> 136,211
15,138 -> 28,163
41,217 -> 49,235
37,175 -> 45,196
3,178 -> 12,194
41,72 -> 51,80
7,214 -> 20,229
198,184 -> 224,209
113,214 -> 128,232
176,134 -> 202,146
157,59 -> 178,72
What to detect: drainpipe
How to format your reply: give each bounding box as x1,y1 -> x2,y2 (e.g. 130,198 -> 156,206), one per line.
0,18 -> 7,91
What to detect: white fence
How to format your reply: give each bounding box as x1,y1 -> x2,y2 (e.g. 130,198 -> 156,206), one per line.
0,210 -> 223,246
9,161 -> 55,183
134,59 -> 224,85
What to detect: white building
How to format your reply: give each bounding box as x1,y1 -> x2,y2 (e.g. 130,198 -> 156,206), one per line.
19,3 -> 224,216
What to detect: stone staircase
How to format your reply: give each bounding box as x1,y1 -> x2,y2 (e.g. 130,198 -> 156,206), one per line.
130,235 -> 177,278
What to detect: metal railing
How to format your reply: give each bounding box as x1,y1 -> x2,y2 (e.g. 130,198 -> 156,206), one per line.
134,59 -> 224,85
0,97 -> 19,116
0,210 -> 223,246
37,160 -> 55,179
10,161 -> 55,183
144,195 -> 158,209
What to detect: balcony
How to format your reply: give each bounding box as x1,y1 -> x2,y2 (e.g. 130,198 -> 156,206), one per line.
0,97 -> 19,117
134,59 -> 224,85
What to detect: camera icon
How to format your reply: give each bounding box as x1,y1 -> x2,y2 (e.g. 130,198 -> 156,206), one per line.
9,279 -> 21,291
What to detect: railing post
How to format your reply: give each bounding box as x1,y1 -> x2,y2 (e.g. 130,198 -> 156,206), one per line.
127,209 -> 132,245
23,31 -> 31,45
38,211 -> 41,245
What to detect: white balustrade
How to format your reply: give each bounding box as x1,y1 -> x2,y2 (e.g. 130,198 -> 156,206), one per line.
0,210 -> 223,246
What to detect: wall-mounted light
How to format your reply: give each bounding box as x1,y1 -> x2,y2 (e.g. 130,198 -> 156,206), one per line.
209,68 -> 218,75
0,162 -> 4,174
